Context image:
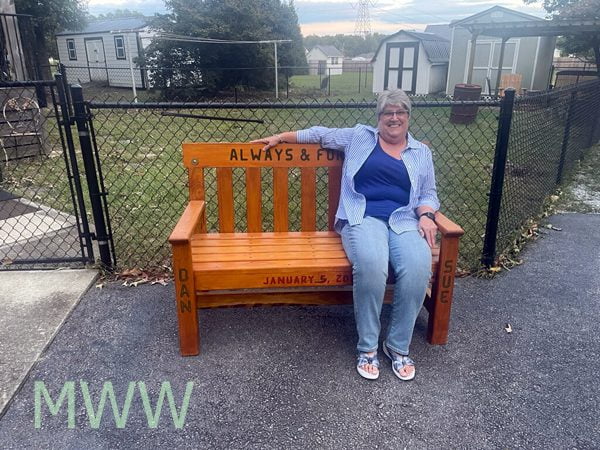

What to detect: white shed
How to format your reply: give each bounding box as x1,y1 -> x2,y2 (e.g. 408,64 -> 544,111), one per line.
371,31 -> 449,95
56,17 -> 155,88
306,45 -> 344,76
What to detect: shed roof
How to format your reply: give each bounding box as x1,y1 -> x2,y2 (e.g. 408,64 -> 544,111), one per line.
424,24 -> 452,41
311,45 -> 343,57
451,5 -> 543,27
57,17 -> 148,36
372,30 -> 450,64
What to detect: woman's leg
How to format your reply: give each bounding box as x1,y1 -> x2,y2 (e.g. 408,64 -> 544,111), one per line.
340,217 -> 390,353
386,230 -> 432,356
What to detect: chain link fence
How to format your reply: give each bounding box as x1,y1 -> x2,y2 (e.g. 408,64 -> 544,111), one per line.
494,80 -> 600,257
0,80 -> 92,267
3,78 -> 598,272
83,93 -> 499,271
60,64 -> 375,101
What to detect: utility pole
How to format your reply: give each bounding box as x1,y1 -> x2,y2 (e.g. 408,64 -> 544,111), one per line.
354,0 -> 374,37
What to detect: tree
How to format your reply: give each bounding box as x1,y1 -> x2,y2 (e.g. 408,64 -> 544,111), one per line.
143,0 -> 307,96
88,9 -> 146,20
15,0 -> 87,78
524,0 -> 600,76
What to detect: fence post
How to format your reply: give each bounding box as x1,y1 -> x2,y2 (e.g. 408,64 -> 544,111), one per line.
70,84 -> 113,269
328,68 -> 331,96
55,75 -> 95,263
556,91 -> 577,184
358,67 -> 361,94
588,85 -> 600,148
481,88 -> 516,267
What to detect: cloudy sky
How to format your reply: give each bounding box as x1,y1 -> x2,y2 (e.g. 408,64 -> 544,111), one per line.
87,0 -> 548,35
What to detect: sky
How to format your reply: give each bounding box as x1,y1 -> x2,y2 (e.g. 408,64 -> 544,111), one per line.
86,0 -> 548,36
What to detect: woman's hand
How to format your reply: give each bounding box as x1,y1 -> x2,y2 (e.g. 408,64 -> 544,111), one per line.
419,215 -> 438,248
250,134 -> 283,151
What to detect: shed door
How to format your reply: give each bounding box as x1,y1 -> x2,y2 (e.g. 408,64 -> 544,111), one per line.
470,40 -> 517,94
85,38 -> 107,82
384,42 -> 418,94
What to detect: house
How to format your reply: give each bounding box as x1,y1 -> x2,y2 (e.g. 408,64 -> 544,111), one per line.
371,30 -> 450,95
56,17 -> 155,88
446,6 -> 556,95
306,45 -> 343,76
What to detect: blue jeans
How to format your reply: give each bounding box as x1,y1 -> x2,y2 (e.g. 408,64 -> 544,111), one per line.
340,216 -> 432,355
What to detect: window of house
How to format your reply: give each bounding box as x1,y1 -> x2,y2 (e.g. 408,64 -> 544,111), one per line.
67,39 -> 77,60
331,57 -> 338,65
114,36 -> 126,60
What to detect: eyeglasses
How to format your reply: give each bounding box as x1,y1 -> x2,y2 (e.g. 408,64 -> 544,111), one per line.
380,110 -> 409,118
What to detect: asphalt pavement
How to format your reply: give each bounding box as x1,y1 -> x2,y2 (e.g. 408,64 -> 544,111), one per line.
0,213 -> 598,449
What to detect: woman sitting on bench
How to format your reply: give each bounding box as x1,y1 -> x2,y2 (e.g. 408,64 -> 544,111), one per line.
252,89 -> 439,381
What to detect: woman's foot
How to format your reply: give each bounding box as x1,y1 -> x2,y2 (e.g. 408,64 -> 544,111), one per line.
383,344 -> 415,381
356,351 -> 380,380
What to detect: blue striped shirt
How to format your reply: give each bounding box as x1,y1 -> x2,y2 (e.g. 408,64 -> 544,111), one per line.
297,124 -> 440,234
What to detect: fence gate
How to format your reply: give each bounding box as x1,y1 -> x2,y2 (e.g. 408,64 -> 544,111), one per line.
0,77 -> 96,269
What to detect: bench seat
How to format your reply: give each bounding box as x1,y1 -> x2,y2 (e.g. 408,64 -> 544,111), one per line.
191,231 -> 440,291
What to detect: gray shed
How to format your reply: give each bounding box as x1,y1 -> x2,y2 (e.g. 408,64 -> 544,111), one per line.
446,6 -> 556,95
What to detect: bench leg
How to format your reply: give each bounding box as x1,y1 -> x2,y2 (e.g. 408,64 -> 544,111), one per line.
427,236 -> 460,345
172,244 -> 200,356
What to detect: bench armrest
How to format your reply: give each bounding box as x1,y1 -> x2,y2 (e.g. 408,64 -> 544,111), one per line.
435,211 -> 464,238
169,200 -> 206,244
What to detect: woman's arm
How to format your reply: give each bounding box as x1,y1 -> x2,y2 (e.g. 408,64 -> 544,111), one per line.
251,131 -> 298,151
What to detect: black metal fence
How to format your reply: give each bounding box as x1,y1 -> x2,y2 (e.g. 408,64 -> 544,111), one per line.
0,79 -> 94,267
1,77 -> 599,272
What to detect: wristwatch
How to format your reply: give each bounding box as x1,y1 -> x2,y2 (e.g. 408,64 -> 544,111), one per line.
419,211 -> 436,222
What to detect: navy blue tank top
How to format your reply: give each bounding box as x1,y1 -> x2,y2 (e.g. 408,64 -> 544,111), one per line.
354,140 -> 411,221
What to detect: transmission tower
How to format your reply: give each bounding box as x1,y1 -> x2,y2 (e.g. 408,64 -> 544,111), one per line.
353,0 -> 374,37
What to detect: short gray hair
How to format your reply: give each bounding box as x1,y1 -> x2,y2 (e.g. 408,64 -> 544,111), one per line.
376,89 -> 412,117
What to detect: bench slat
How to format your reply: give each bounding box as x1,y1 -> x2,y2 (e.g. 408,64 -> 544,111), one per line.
246,167 -> 262,232
191,250 -> 348,262
192,244 -> 344,255
273,167 -> 288,232
189,167 -> 205,201
328,166 -> 342,230
194,231 -> 339,239
301,167 -> 317,231
217,167 -> 235,232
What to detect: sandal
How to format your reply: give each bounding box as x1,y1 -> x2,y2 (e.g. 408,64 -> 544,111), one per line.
356,352 -> 380,380
383,344 -> 415,381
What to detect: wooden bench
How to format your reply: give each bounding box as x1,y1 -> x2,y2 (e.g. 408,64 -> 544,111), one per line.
169,142 -> 464,356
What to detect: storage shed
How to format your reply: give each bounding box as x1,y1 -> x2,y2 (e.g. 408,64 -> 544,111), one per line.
446,6 -> 556,95
56,17 -> 154,88
371,30 -> 449,95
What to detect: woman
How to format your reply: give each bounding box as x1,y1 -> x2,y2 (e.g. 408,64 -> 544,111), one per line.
252,89 -> 439,381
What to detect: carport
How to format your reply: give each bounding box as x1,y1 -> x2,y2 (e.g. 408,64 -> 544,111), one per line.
460,18 -> 600,95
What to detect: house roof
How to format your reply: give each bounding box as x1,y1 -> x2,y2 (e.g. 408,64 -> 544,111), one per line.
57,17 -> 148,36
424,24 -> 452,41
451,5 -> 544,27
311,45 -> 343,57
372,30 -> 450,64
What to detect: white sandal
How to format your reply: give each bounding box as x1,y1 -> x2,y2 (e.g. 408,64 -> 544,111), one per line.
356,352 -> 380,380
383,344 -> 415,381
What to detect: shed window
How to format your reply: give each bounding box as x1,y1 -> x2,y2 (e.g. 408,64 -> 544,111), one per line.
67,39 -> 77,60
114,36 -> 126,60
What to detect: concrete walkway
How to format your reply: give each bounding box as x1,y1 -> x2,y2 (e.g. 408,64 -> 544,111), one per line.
0,270 -> 98,415
0,213 -> 598,448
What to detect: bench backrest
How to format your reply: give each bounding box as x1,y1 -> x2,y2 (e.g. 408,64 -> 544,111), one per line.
182,143 -> 343,233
